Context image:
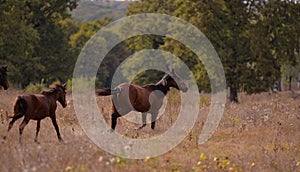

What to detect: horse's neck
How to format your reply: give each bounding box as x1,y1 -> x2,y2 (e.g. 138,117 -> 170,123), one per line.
154,82 -> 170,95
44,93 -> 59,103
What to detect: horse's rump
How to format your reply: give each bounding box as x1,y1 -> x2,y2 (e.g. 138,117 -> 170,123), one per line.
12,96 -> 28,118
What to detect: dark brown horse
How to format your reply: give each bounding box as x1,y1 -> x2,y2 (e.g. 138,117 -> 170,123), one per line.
3,83 -> 67,143
0,65 -> 8,90
96,70 -> 188,131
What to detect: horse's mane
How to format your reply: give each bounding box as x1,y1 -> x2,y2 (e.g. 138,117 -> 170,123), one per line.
41,84 -> 61,95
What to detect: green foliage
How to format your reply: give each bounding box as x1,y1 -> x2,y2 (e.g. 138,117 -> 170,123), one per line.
126,0 -> 300,102
1,0 -> 299,99
25,81 -> 46,94
66,78 -> 73,91
193,63 -> 211,92
131,70 -> 165,86
0,1 -> 40,87
71,0 -> 129,22
0,0 -> 79,88
72,77 -> 101,92
69,17 -> 113,53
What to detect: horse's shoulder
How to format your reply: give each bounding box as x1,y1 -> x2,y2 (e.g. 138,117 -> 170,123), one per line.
33,94 -> 47,100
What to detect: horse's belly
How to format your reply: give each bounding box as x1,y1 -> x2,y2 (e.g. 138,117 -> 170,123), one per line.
32,116 -> 47,120
134,104 -> 150,113
31,109 -> 49,120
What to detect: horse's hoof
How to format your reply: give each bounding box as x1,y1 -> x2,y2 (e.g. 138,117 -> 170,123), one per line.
108,129 -> 115,133
135,127 -> 143,131
2,136 -> 6,140
135,124 -> 146,131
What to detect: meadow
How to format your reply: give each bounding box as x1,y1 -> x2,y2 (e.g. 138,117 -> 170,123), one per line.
0,89 -> 299,171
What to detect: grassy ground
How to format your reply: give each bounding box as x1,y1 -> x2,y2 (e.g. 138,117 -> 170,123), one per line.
0,89 -> 299,171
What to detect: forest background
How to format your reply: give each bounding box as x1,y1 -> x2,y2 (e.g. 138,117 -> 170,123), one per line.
0,0 -> 299,102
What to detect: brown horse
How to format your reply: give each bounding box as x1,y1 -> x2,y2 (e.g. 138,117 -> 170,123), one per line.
3,83 -> 67,143
96,70 -> 188,131
0,65 -> 8,90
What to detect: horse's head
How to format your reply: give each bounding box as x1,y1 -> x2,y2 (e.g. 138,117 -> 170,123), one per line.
161,70 -> 188,92
0,65 -> 8,90
56,83 -> 67,108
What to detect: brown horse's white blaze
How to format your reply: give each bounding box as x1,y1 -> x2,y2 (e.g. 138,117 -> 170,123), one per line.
0,65 -> 8,90
96,70 -> 188,131
3,83 -> 67,143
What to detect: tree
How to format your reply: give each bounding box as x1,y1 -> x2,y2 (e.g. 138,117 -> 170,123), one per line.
0,0 -> 79,87
0,1 -> 41,87
199,0 -> 255,102
69,17 -> 131,87
125,0 -> 300,102
26,0 -> 79,84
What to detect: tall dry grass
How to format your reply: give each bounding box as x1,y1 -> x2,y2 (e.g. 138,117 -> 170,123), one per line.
0,89 -> 299,171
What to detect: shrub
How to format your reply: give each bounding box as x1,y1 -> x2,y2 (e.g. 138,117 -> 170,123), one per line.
25,81 -> 46,94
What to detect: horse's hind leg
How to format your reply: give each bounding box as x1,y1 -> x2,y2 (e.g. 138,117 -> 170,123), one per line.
137,113 -> 147,130
19,117 -> 30,144
111,112 -> 121,131
151,112 -> 158,129
3,113 -> 24,140
50,115 -> 63,142
34,120 -> 41,143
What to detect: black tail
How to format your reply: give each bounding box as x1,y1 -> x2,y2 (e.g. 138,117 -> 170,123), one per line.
96,88 -> 121,96
11,96 -> 28,118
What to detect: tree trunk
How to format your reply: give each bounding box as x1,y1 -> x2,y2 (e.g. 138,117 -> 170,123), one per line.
229,87 -> 239,103
277,79 -> 282,92
288,76 -> 292,91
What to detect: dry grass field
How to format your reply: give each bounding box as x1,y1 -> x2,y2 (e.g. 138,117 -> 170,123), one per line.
0,89 -> 299,172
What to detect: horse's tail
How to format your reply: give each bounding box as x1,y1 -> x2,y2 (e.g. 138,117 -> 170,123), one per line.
10,96 -> 28,118
96,87 -> 121,96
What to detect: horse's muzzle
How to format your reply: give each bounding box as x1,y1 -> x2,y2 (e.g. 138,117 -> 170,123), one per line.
179,82 -> 188,92
181,87 -> 188,92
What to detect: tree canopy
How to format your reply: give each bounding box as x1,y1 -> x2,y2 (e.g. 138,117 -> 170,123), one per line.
0,0 -> 299,102
125,0 -> 300,102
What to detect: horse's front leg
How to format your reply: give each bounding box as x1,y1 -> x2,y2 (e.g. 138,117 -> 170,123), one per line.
111,112 -> 121,131
136,113 -> 147,130
34,120 -> 41,143
50,115 -> 63,142
151,112 -> 158,130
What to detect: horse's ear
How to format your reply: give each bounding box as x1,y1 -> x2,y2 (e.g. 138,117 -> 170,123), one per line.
62,83 -> 67,89
167,64 -> 172,73
171,68 -> 175,74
